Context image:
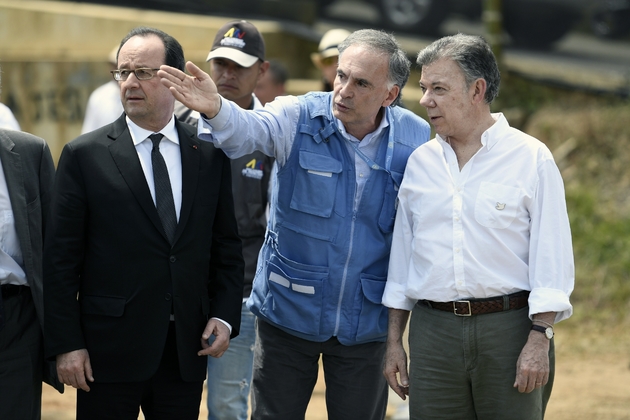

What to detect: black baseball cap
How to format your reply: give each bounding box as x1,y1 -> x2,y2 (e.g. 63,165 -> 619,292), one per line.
206,20 -> 266,68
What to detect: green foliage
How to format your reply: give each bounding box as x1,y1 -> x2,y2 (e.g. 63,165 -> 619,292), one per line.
516,83 -> 630,327
566,187 -> 630,324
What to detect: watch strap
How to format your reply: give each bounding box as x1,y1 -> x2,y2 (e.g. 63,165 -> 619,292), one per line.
531,324 -> 553,339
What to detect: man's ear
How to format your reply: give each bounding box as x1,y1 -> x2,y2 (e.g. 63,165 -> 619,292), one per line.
382,84 -> 400,107
258,61 -> 270,82
471,78 -> 488,104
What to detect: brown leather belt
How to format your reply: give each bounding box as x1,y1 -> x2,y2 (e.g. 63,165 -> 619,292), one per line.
419,291 -> 530,316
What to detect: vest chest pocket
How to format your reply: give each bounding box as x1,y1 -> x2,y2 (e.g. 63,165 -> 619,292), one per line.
290,151 -> 342,218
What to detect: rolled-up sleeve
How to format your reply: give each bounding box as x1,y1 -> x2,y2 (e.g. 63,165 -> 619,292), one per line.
528,156 -> 574,322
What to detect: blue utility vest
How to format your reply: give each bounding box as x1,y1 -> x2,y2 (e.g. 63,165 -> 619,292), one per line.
247,92 -> 430,345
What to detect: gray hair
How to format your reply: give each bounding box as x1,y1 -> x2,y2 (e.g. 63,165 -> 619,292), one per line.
338,29 -> 410,107
416,33 -> 501,104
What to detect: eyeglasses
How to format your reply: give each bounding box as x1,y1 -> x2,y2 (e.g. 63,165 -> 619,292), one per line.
110,68 -> 161,81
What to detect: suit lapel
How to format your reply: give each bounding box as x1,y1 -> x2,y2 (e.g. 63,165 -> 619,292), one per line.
175,119 -> 200,244
0,131 -> 30,263
107,116 -> 168,242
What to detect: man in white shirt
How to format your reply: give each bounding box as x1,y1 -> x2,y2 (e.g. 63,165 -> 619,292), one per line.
382,34 -> 574,419
81,46 -> 124,134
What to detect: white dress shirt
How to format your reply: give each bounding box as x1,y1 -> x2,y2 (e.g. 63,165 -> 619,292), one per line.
382,113 -> 574,323
81,80 -> 124,134
126,116 -> 182,221
0,159 -> 27,286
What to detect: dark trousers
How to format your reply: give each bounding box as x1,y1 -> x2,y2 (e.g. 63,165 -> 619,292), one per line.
408,304 -> 555,420
76,322 -> 204,420
0,288 -> 43,420
251,319 -> 388,420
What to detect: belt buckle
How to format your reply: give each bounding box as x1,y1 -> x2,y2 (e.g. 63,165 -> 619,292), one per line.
453,300 -> 472,316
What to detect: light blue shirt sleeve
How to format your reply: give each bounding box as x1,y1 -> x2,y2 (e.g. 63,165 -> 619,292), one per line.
197,95 -> 301,167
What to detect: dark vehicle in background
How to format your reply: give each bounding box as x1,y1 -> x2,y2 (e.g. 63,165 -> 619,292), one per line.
355,0 -> 594,48
590,0 -> 630,39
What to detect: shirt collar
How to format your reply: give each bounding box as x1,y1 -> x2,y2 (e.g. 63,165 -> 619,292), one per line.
127,115 -> 179,146
482,112 -> 508,150
436,112 -> 507,150
335,106 -> 391,144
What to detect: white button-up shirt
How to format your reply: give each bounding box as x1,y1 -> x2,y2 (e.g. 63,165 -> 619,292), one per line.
382,113 -> 574,322
127,116 -> 182,221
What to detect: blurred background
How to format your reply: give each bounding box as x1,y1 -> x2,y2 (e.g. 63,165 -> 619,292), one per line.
2,0 -> 629,418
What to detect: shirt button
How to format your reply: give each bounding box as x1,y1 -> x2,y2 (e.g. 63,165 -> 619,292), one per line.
455,248 -> 460,253
165,293 -> 172,301
359,173 -> 364,178
169,255 -> 177,263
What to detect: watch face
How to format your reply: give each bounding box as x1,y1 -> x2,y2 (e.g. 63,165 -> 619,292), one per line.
545,327 -> 554,340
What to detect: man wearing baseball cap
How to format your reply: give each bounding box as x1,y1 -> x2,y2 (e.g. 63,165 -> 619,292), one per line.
310,28 -> 350,91
175,20 -> 273,420
161,28 -> 431,420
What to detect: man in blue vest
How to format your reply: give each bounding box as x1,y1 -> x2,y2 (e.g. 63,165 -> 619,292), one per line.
159,29 -> 431,419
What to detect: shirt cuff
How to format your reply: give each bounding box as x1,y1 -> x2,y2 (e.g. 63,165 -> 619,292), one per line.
211,317 -> 232,334
382,281 -> 417,311
528,287 -> 573,323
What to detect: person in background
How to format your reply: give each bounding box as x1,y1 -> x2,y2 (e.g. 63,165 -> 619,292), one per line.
159,28 -> 431,420
0,102 -> 20,131
174,20 -> 274,420
383,33 -> 574,419
0,67 -> 62,419
81,46 -> 124,134
254,59 -> 288,105
44,27 -> 244,420
310,28 -> 350,92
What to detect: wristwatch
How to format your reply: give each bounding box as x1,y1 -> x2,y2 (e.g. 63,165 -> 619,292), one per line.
531,324 -> 554,340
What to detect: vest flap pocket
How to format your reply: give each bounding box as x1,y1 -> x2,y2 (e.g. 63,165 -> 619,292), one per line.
360,274 -> 387,304
298,151 -> 343,175
291,151 -> 343,218
81,295 -> 126,317
259,254 -> 328,336
356,274 -> 388,342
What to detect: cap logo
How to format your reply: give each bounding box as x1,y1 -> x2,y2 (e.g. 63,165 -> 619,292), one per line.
220,27 -> 246,49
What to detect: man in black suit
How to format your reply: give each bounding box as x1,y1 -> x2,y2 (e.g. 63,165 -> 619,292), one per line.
43,27 -> 244,420
0,97 -> 63,417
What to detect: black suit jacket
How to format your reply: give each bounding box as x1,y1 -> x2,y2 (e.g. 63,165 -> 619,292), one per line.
0,129 -> 63,392
44,115 -> 244,382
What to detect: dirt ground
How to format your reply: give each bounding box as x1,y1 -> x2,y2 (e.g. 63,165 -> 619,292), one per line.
41,325 -> 630,420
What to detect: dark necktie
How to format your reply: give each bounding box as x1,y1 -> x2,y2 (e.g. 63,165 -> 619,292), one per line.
149,133 -> 177,244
